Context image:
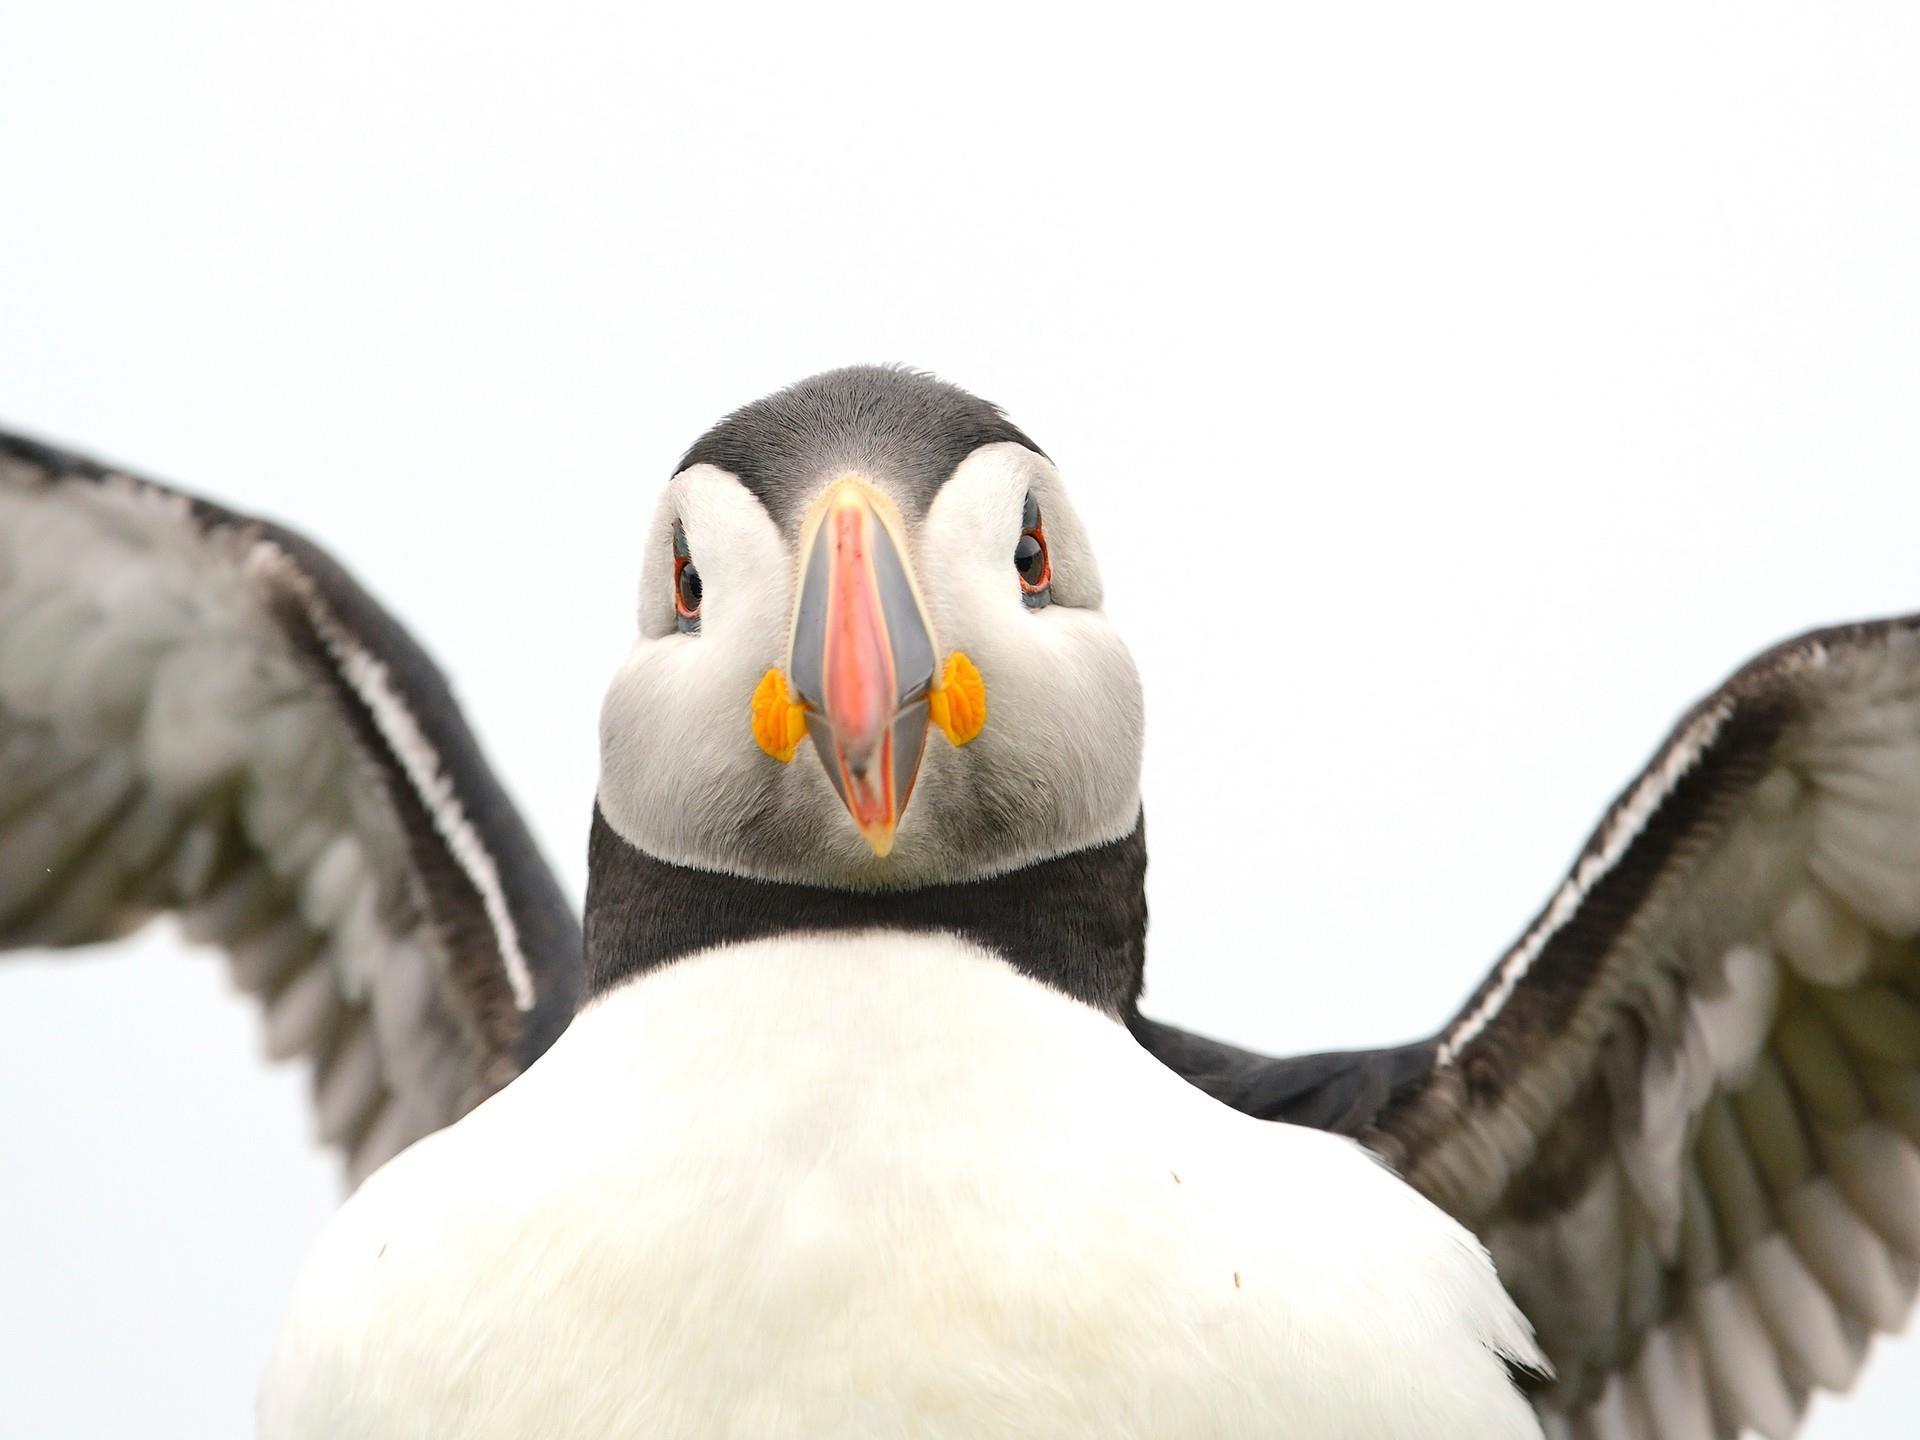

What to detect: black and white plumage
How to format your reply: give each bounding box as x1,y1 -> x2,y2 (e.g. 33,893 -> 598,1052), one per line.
1142,618 -> 1920,1438
6,367 -> 1920,1437
260,370 -> 1540,1437
0,432 -> 579,1180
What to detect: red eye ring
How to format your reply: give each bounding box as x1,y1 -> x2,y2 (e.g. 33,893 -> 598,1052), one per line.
1015,523 -> 1051,594
671,520 -> 702,633
1014,492 -> 1052,610
673,552 -> 702,619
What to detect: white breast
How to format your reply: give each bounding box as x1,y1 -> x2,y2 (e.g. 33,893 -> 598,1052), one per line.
261,932 -> 1542,1439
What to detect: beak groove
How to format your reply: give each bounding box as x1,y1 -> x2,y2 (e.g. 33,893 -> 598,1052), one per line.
787,479 -> 937,856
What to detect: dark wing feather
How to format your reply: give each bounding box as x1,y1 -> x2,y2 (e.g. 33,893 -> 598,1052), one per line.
0,429 -> 582,1179
1139,614 -> 1920,1440
1127,1015 -> 1436,1136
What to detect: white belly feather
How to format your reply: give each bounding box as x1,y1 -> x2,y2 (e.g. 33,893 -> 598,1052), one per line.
261,932 -> 1541,1438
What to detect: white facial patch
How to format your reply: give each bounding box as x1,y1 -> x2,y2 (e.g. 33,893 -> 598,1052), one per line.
599,467 -> 803,868
912,444 -> 1145,867
597,448 -> 1145,887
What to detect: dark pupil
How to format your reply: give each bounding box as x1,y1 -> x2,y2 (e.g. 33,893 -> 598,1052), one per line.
678,562 -> 703,613
1014,533 -> 1045,584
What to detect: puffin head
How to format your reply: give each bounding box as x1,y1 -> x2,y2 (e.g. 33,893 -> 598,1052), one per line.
596,365 -> 1144,892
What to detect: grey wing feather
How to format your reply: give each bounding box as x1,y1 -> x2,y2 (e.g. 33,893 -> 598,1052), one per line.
1138,614 -> 1920,1439
0,429 -> 582,1180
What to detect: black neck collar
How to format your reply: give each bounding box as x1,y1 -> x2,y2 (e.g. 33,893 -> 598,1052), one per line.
584,806 -> 1148,1014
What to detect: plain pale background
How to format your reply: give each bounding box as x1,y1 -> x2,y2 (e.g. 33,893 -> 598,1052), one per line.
4,3 -> 1918,1435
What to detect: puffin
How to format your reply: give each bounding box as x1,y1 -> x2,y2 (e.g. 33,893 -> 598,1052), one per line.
1,366 -> 1917,1439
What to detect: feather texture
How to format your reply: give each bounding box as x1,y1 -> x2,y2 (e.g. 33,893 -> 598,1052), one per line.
1141,613 -> 1920,1436
0,431 -> 581,1180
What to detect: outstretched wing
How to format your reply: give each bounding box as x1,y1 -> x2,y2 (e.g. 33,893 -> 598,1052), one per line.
1139,614 -> 1920,1439
1,430 -> 582,1180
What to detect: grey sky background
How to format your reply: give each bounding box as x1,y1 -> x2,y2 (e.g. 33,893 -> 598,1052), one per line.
4,4 -> 1919,1435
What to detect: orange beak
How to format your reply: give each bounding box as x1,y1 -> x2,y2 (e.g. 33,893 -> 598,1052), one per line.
786,479 -> 938,856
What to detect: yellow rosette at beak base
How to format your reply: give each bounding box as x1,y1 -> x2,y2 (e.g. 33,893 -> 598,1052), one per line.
750,669 -> 809,763
928,652 -> 986,746
751,652 -> 985,763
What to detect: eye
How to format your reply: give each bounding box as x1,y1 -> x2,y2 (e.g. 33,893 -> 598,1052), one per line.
672,522 -> 702,634
1014,491 -> 1051,609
